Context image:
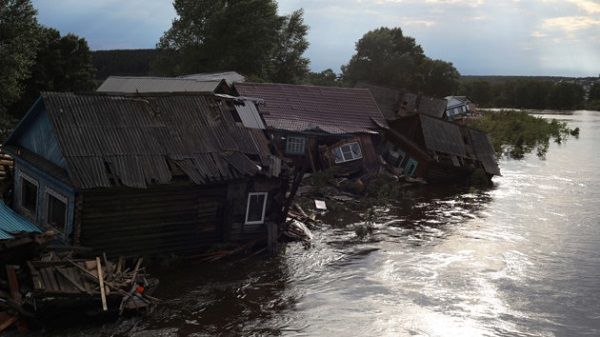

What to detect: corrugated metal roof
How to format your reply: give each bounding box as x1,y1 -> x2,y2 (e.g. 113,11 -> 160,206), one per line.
179,71 -> 246,84
97,76 -> 224,93
40,93 -> 275,189
235,83 -> 387,134
420,115 -> 467,157
355,82 -> 401,120
0,201 -> 42,240
418,97 -> 447,119
468,128 -> 501,175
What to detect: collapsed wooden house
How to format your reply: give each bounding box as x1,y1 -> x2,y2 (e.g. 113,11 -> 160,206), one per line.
2,92 -> 287,256
381,114 -> 500,182
234,83 -> 387,175
355,82 -> 448,120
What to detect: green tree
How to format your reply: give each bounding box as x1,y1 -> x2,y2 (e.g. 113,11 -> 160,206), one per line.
267,9 -> 309,83
0,0 -> 39,118
304,69 -> 341,87
10,27 -> 96,118
342,27 -> 426,90
547,82 -> 585,110
588,83 -> 600,101
419,59 -> 460,98
155,0 -> 308,83
459,80 -> 493,107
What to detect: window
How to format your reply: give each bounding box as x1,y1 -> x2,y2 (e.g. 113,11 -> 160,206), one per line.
46,190 -> 67,230
404,158 -> 419,177
285,136 -> 306,155
245,192 -> 268,225
333,142 -> 363,164
21,175 -> 38,213
387,148 -> 406,167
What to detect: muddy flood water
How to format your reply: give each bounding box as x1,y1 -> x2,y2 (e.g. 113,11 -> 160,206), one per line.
37,111 -> 600,337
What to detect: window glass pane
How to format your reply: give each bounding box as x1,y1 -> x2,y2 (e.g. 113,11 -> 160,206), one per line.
21,178 -> 37,212
350,142 -> 362,159
48,194 -> 67,229
341,145 -> 353,161
246,193 -> 266,223
286,137 -> 306,155
333,147 -> 344,163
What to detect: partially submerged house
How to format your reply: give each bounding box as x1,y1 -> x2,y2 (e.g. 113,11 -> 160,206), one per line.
235,83 -> 387,175
445,96 -> 478,121
3,92 -> 287,256
381,114 -> 500,182
97,76 -> 231,95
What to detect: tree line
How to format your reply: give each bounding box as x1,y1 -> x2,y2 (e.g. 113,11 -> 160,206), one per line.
4,0 -> 595,133
459,78 -> 599,110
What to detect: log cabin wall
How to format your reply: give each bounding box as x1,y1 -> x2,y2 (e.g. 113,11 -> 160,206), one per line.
79,183 -> 228,257
226,178 -> 286,243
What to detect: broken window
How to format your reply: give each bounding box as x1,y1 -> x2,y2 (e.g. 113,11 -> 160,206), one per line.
21,175 -> 38,213
404,158 -> 419,177
46,191 -> 67,231
333,142 -> 363,164
285,136 -> 306,155
245,192 -> 268,225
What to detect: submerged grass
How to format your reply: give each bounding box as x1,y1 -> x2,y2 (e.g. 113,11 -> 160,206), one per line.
469,110 -> 579,160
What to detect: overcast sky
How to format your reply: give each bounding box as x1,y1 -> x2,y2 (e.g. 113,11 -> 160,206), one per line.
32,0 -> 600,77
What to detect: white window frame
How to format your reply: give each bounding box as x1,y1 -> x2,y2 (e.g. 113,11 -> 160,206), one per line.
19,171 -> 39,214
333,142 -> 363,164
244,192 -> 268,225
45,188 -> 68,232
285,136 -> 306,155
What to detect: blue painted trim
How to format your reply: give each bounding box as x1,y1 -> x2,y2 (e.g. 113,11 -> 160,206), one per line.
13,160 -> 76,242
4,96 -> 44,147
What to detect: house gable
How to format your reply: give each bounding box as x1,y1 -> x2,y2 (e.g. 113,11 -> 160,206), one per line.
6,98 -> 68,169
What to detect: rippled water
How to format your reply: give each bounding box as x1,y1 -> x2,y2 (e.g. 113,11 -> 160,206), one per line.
43,111 -> 600,337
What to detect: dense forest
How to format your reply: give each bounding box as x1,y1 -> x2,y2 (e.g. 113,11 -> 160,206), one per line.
2,0 -> 598,137
91,49 -> 160,80
458,77 -> 599,111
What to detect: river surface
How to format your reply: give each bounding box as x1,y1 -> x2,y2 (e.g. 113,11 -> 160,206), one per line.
42,111 -> 600,337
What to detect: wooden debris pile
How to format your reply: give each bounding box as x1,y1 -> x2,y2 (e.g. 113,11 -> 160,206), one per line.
0,253 -> 160,333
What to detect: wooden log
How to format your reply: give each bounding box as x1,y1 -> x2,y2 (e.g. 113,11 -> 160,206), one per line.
0,314 -> 18,333
55,267 -> 91,294
96,257 -> 108,312
5,266 -> 22,304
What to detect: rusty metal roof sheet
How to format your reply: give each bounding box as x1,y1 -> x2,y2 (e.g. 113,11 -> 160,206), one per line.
41,92 -> 274,189
97,76 -> 225,94
235,83 -> 387,134
419,114 -> 467,157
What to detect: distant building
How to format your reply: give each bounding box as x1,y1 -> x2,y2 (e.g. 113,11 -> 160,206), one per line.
97,76 -> 231,94
444,96 -> 478,121
179,71 -> 246,85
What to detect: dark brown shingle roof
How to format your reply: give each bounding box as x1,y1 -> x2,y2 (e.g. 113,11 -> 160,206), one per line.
420,114 -> 467,157
235,83 -> 387,134
41,93 -> 275,189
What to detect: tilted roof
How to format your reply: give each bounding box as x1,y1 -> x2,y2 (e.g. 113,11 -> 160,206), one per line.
26,93 -> 275,189
0,201 -> 42,240
235,83 -> 387,134
468,128 -> 501,175
97,76 -> 226,94
420,114 -> 467,157
179,71 -> 246,84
